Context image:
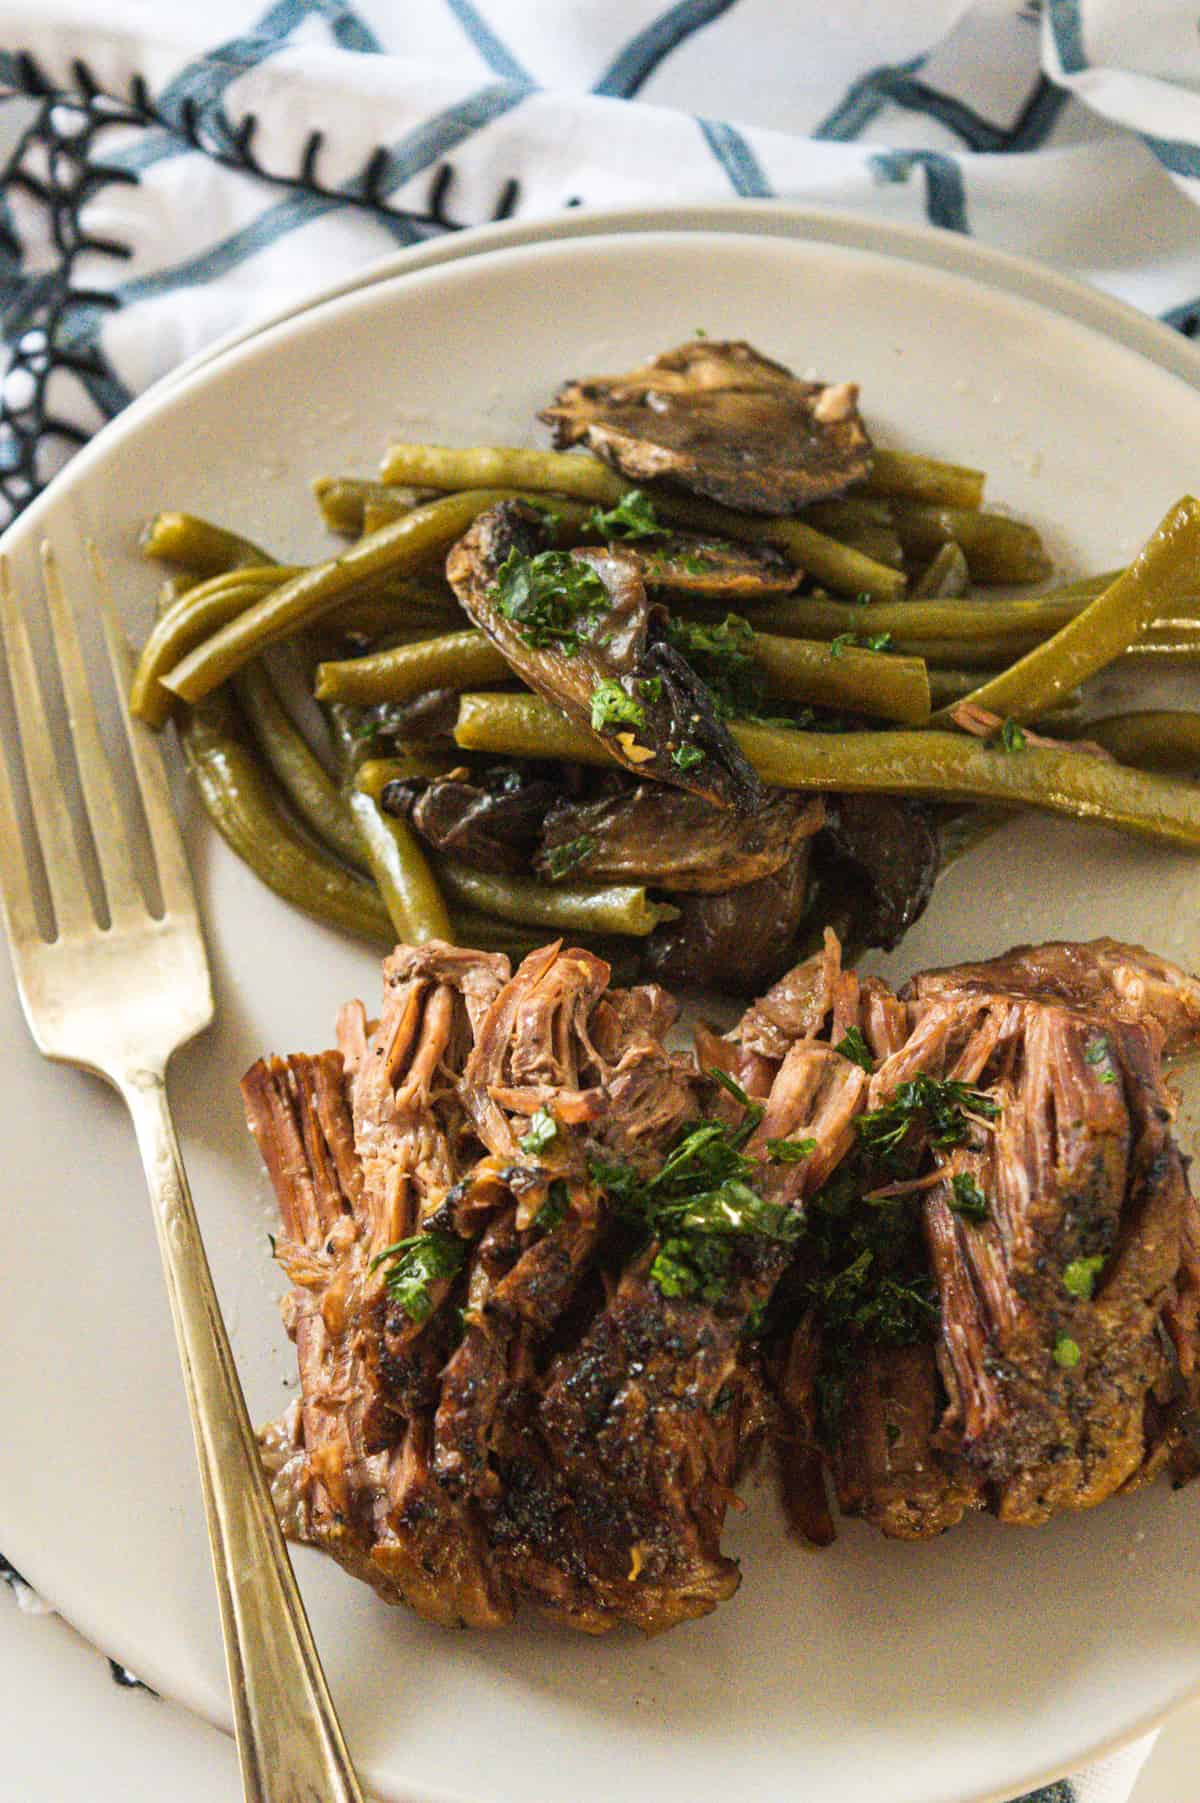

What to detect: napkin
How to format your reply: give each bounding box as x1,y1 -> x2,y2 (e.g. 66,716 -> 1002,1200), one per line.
0,4 -> 1196,1799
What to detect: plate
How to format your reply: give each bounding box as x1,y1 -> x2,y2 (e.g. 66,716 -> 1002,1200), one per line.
0,229 -> 1198,1803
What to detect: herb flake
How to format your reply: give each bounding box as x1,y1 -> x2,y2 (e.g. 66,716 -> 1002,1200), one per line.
590,678 -> 645,734
949,1171 -> 989,1222
1062,1254 -> 1105,1301
519,1107 -> 559,1157
584,489 -> 667,542
371,1231 -> 465,1324
834,1026 -> 874,1072
492,548 -> 607,652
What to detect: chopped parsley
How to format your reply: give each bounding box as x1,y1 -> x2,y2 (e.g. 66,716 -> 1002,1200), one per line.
949,1171 -> 989,1222
1062,1254 -> 1105,1301
1053,1334 -> 1082,1369
861,631 -> 894,653
998,718 -> 1027,753
492,548 -> 607,652
828,632 -> 855,660
766,1137 -> 817,1163
519,1107 -> 559,1157
590,678 -> 646,733
857,1075 -> 999,1173
829,630 -> 892,658
370,1231 -> 465,1324
1085,1034 -> 1118,1084
584,489 -> 667,542
639,675 -> 663,702
834,1026 -> 874,1072
543,833 -> 596,880
672,742 -> 705,771
587,1077 -> 798,1306
665,612 -> 764,719
533,1178 -> 570,1234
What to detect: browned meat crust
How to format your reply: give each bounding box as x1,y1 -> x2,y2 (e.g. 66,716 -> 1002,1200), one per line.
541,340 -> 872,513
245,932 -> 1200,1632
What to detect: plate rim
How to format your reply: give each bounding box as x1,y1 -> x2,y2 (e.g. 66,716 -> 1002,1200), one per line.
1,219 -> 1198,1803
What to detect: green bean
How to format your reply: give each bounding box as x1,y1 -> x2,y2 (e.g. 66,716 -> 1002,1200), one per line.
830,522 -> 905,570
809,499 -> 1051,584
140,512 -> 270,574
912,541 -> 969,599
312,476 -> 425,535
349,761 -> 454,943
379,444 -> 904,601
159,489 -> 535,706
132,567 -> 293,727
316,630 -> 509,705
929,667 -> 1084,726
453,692 -> 1200,850
753,632 -> 930,724
178,686 -> 394,942
948,497 -> 1200,723
862,449 -> 985,510
1075,711 -> 1200,774
233,661 -> 367,870
743,592 -> 1078,647
436,859 -> 677,939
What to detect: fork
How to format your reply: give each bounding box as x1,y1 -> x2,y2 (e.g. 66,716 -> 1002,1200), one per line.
0,542 -> 366,1803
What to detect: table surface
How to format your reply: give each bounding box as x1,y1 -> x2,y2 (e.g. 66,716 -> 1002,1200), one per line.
0,1576 -> 1196,1802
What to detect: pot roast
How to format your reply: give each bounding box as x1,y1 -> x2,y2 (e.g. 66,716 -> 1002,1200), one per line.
244,932 -> 1200,1632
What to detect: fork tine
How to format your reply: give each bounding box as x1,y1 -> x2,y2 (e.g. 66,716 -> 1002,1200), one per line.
0,708 -> 42,950
0,555 -> 94,936
88,543 -> 200,923
39,541 -> 145,925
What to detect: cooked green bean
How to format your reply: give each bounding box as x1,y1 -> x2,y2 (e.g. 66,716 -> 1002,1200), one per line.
744,592 -> 1079,647
912,541 -> 970,599
436,859 -> 678,939
179,686 -> 394,941
313,476 -> 424,535
349,762 -> 453,943
809,499 -> 1051,584
929,667 -> 1084,725
862,449 -> 985,510
753,632 -> 930,724
140,512 -> 270,574
1076,710 -> 1200,774
316,629 -> 509,704
379,444 -> 904,601
948,497 -> 1200,722
233,660 -> 367,870
831,522 -> 906,570
159,489 -> 536,706
316,622 -> 930,722
454,691 -> 1200,849
132,567 -> 292,726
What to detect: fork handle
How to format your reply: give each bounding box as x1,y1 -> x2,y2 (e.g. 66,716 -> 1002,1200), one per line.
123,1068 -> 366,1803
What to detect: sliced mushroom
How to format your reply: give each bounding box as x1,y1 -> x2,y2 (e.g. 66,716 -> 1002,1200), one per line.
608,531 -> 801,599
381,766 -> 563,874
814,794 -> 940,952
445,500 -> 762,813
541,340 -> 872,514
535,784 -> 823,893
642,843 -> 813,995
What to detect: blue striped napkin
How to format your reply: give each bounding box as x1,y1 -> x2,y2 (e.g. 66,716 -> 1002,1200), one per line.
0,4 -> 1194,1798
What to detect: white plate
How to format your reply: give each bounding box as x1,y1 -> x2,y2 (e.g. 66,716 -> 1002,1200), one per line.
0,230 -> 1198,1803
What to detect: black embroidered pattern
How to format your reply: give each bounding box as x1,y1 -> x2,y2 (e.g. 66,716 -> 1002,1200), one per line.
0,52 -> 528,517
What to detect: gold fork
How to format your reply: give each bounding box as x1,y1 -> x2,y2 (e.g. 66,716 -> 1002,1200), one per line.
0,542 -> 365,1803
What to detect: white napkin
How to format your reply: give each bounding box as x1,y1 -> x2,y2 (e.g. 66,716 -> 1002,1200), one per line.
0,5 -> 1196,1798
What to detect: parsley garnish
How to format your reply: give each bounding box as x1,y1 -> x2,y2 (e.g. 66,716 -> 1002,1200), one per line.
590,678 -> 646,733
828,632 -> 855,659
1062,1254 -> 1105,1300
533,1178 -> 569,1234
672,743 -> 705,771
587,1077 -> 796,1306
519,1107 -> 559,1157
492,548 -> 607,652
370,1231 -> 465,1324
861,631 -> 893,653
639,675 -> 663,702
857,1075 -> 999,1172
834,1026 -> 874,1071
999,718 -> 1027,753
1085,1034 -> 1118,1083
665,613 -> 764,719
766,1137 -> 817,1163
584,489 -> 667,542
949,1172 -> 989,1222
829,630 -> 892,658
1053,1334 -> 1082,1369
543,833 -> 596,880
